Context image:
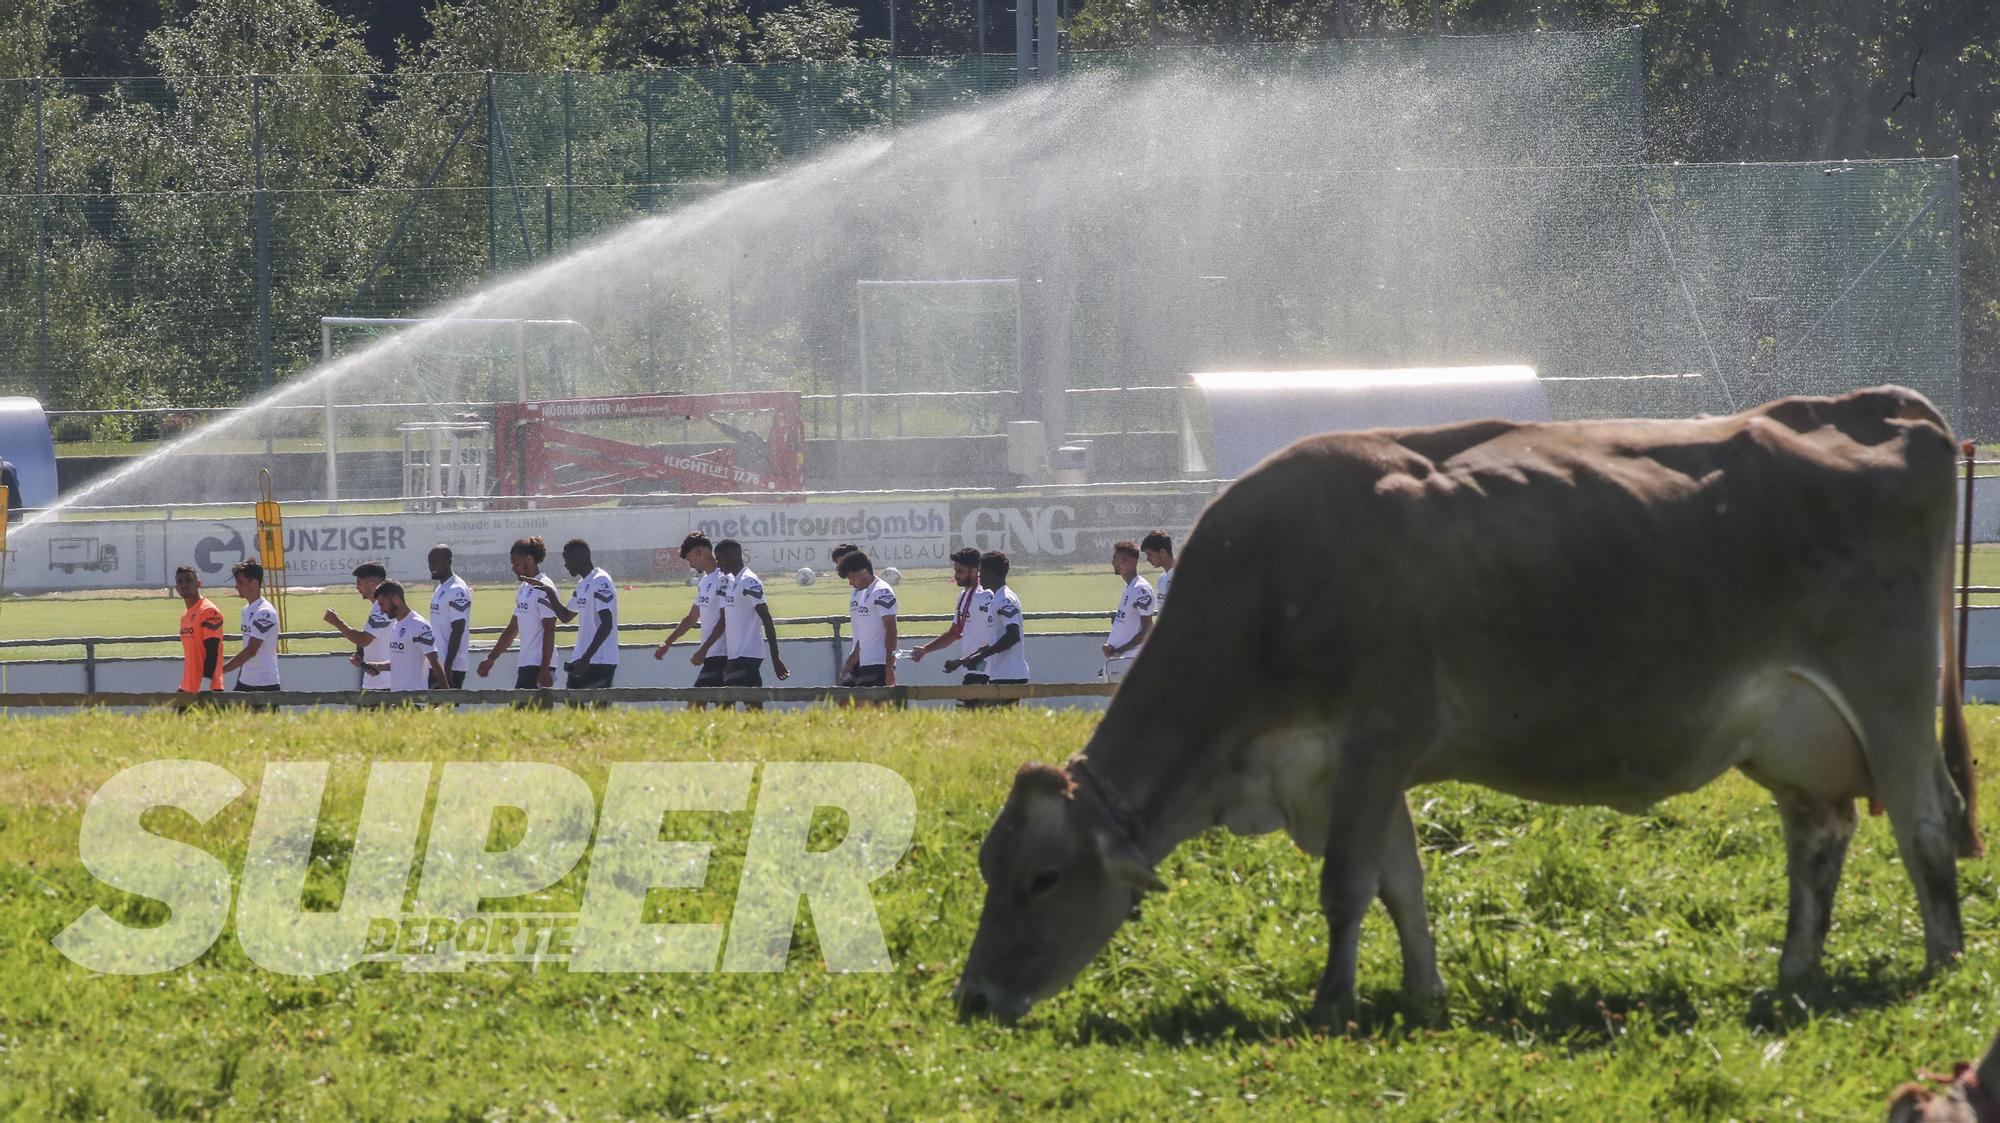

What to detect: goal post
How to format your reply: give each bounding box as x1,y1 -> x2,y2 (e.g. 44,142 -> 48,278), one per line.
315,316 -> 599,506
854,279 -> 1023,438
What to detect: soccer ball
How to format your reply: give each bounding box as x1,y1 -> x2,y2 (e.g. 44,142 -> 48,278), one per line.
795,567 -> 817,586
881,567 -> 902,587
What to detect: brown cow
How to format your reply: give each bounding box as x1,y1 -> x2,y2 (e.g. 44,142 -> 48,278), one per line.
1887,1026 -> 2000,1122
956,386 -> 1978,1025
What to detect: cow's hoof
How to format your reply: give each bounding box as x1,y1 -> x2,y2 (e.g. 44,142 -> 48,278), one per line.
1305,995 -> 1356,1033
1402,988 -> 1450,1028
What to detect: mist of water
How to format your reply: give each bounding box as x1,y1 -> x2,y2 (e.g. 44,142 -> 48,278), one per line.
39,28 -> 1929,531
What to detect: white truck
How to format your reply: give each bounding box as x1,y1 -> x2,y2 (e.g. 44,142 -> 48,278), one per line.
48,536 -> 118,574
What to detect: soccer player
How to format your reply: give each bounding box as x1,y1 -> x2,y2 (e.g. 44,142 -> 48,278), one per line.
476,537 -> 560,689
1141,530 -> 1176,612
1101,540 -> 1155,682
656,532 -> 729,693
908,546 -> 982,675
838,549 -> 898,694
714,538 -> 788,702
364,581 -> 446,693
829,542 -> 859,570
174,565 -> 225,693
323,562 -> 393,692
428,545 -> 473,689
220,558 -> 281,691
539,538 -> 620,689
950,550 -> 1028,705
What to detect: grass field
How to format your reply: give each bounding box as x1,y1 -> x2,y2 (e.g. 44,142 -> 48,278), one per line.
3,705 -> 2000,1119
0,565 -> 1128,661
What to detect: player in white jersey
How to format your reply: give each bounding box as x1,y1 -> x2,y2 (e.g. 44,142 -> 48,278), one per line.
657,532 -> 730,698
838,549 -> 899,696
220,557 -> 282,691
363,581 -> 446,692
324,561 -> 393,690
477,536 -> 561,690
1101,540 -> 1156,683
714,538 -> 788,704
538,538 -> 620,690
909,547 -> 983,690
949,551 -> 1028,708
427,545 -> 473,689
1141,530 -> 1176,613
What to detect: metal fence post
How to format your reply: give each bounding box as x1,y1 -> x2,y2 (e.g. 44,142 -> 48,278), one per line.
642,72 -> 656,210
252,74 -> 274,406
544,184 -> 555,257
1962,442 -> 1975,703
562,69 -> 575,246
485,71 -> 498,280
33,76 -> 50,404
889,0 -> 898,128
722,75 -> 738,183
84,640 -> 96,695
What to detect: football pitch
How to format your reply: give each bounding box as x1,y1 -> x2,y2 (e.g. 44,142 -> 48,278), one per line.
3,705 -> 1999,1119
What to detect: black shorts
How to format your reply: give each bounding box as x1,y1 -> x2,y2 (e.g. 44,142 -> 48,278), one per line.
515,666 -> 548,690
694,656 -> 729,687
432,668 -> 467,690
566,664 -> 617,690
957,672 -> 990,708
722,658 -> 764,688
849,664 -> 888,688
232,680 -> 280,693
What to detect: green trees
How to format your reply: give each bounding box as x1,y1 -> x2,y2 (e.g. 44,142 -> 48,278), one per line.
0,0 -> 1994,430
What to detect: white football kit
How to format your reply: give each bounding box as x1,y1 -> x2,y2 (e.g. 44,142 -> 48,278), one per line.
567,566 -> 621,666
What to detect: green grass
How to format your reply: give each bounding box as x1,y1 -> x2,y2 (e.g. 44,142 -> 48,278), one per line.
0,565 -> 1130,660
3,705 -> 2000,1119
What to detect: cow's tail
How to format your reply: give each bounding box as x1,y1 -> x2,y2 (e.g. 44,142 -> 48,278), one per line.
1941,457 -> 1983,858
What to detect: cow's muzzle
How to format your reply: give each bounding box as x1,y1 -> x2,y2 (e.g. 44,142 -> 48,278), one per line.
953,975 -> 1032,1023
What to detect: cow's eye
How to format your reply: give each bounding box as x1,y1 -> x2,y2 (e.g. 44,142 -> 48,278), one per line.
1029,871 -> 1061,896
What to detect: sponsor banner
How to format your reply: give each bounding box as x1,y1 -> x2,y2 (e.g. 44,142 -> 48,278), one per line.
690,503 -> 952,572
950,492 -> 1217,565
9,520 -> 153,591
166,507 -> 702,587
8,499 -> 961,592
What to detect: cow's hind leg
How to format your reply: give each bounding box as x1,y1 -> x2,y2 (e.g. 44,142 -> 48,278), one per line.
1770,789 -> 1857,986
1750,669 -> 1963,977
1377,794 -> 1445,1011
1870,718 -> 1967,975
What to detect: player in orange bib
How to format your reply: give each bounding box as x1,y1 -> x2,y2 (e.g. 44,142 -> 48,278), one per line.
174,565 -> 226,692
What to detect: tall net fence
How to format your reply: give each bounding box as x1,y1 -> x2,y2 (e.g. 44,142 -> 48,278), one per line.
0,25 -> 1962,472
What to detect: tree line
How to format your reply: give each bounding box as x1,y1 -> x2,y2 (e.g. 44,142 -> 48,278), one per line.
2,0 -> 1996,431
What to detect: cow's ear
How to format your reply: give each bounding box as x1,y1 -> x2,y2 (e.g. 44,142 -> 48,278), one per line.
1092,827 -> 1167,894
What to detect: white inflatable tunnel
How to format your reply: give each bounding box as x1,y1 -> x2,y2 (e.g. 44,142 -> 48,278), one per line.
1181,365 -> 1549,478
0,397 -> 57,509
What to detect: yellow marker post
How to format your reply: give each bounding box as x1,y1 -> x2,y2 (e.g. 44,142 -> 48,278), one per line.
256,470 -> 289,653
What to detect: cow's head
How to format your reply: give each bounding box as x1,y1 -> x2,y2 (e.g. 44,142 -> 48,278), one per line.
954,761 -> 1166,1022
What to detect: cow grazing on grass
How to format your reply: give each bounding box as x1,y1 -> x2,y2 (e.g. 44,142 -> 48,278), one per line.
956,386 -> 1979,1025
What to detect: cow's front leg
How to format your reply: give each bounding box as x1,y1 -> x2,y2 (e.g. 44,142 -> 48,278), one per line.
1308,758 -> 1404,1029
1378,793 -> 1445,1014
